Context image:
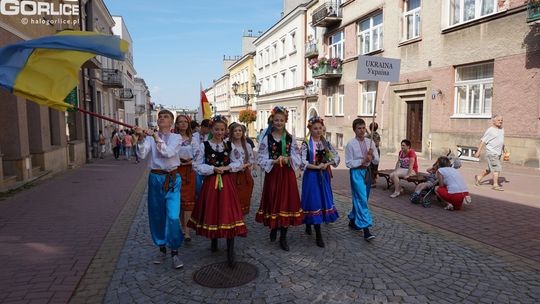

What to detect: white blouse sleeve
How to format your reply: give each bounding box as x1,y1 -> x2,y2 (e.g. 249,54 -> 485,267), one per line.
328,142 -> 340,167
257,134 -> 275,173
289,135 -> 301,171
299,141 -> 309,171
193,143 -> 215,176
137,136 -> 152,160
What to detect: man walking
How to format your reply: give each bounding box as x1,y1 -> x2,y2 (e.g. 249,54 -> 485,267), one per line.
474,114 -> 505,191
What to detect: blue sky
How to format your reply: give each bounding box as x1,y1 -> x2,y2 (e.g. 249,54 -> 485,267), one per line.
104,0 -> 282,109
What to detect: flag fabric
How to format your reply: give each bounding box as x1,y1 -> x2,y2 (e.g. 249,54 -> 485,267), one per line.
0,30 -> 128,111
200,83 -> 212,120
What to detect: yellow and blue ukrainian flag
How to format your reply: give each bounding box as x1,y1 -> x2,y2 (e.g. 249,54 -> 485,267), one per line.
0,30 -> 128,111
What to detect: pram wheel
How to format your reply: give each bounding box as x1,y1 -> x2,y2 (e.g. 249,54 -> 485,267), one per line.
422,198 -> 431,208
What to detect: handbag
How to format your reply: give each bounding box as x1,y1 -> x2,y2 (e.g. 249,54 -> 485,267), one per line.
502,146 -> 510,161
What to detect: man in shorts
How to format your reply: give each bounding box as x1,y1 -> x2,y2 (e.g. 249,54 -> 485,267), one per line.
474,114 -> 505,191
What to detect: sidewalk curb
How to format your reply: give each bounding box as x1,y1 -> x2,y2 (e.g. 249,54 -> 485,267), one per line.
69,169 -> 149,304
333,192 -> 540,272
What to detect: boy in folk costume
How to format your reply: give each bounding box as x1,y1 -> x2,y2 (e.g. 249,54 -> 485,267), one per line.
174,115 -> 197,242
188,115 -> 247,267
135,110 -> 184,269
344,118 -> 379,241
256,106 -> 304,251
300,117 -> 340,248
228,122 -> 256,215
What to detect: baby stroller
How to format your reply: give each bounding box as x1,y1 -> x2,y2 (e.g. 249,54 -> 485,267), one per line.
410,150 -> 463,208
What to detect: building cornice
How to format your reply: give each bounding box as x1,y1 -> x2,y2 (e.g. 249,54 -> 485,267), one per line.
254,5 -> 307,46
228,52 -> 255,71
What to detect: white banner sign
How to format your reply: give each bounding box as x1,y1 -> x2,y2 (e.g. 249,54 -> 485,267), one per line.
356,55 -> 401,83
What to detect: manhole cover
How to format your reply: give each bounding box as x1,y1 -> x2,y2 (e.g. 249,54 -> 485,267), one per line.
193,262 -> 258,288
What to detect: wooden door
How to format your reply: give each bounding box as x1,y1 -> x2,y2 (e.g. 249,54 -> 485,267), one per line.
406,101 -> 423,152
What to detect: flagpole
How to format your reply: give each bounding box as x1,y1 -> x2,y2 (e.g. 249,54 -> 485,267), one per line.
75,105 -> 135,129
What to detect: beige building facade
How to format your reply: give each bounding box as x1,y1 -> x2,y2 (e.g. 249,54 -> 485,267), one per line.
310,0 -> 539,167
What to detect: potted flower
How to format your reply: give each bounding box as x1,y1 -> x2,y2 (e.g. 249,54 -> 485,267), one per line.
329,57 -> 342,69
239,109 -> 257,124
308,58 -> 319,70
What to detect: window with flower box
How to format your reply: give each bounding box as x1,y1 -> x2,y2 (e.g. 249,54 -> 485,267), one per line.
449,0 -> 497,26
358,12 -> 383,55
454,62 -> 493,117
329,31 -> 344,60
403,0 -> 421,41
359,81 -> 377,116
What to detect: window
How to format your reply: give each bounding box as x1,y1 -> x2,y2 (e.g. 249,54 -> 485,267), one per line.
336,85 -> 344,115
454,62 -> 493,117
450,0 -> 497,26
360,81 -> 377,116
264,48 -> 270,66
358,13 -> 383,54
326,87 -> 335,116
280,37 -> 286,58
336,133 -> 344,149
272,74 -> 277,92
286,108 -> 297,136
326,132 -> 332,144
289,67 -> 297,88
272,43 -> 278,62
290,31 -> 297,53
329,31 -> 344,60
403,0 -> 421,40
281,71 -> 286,90
457,145 -> 479,161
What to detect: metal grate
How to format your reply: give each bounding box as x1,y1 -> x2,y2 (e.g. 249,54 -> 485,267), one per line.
193,262 -> 258,288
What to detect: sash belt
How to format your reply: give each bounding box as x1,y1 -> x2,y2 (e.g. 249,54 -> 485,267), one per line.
151,169 -> 179,192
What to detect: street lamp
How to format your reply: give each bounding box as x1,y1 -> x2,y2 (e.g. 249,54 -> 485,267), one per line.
232,79 -> 261,109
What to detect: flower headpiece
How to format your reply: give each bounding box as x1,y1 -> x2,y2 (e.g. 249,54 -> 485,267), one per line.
209,114 -> 228,127
307,116 -> 324,130
271,106 -> 289,121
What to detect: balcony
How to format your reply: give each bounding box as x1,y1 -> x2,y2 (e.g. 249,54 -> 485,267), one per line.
304,82 -> 319,97
528,2 -> 540,23
101,69 -> 123,88
312,65 -> 342,79
305,43 -> 318,58
118,88 -> 134,100
312,1 -> 342,28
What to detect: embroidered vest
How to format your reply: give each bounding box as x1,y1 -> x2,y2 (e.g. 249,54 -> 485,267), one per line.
267,133 -> 292,160
204,141 -> 231,167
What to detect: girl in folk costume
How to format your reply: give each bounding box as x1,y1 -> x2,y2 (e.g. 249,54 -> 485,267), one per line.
174,114 -> 197,242
228,122 -> 256,215
188,115 -> 247,267
300,117 -> 340,248
344,118 -> 379,241
256,106 -> 303,251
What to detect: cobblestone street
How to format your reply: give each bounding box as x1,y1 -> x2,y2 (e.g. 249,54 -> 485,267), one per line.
103,173 -> 540,304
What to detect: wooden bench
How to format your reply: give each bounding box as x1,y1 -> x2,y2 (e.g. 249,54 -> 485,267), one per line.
377,169 -> 428,190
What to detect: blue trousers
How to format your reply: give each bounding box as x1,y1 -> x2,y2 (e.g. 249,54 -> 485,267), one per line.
148,172 -> 183,250
348,168 -> 373,229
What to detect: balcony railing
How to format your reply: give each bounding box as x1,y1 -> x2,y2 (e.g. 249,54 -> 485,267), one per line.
312,1 -> 342,28
101,69 -> 123,88
528,2 -> 540,23
312,65 -> 342,79
305,43 -> 318,58
304,82 -> 319,97
119,88 -> 134,100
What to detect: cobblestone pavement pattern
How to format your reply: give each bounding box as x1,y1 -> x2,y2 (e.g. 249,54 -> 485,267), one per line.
105,172 -> 540,304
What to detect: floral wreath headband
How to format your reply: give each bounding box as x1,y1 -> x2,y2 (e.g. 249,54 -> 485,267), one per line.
209,114 -> 228,127
271,106 -> 289,119
307,116 -> 325,129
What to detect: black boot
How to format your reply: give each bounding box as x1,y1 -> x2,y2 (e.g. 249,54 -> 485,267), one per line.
314,224 -> 325,248
269,228 -> 277,242
305,224 -> 312,235
279,227 -> 289,251
211,238 -> 218,252
226,238 -> 235,267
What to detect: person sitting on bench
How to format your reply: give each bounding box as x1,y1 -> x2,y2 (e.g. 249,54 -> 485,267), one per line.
389,139 -> 418,198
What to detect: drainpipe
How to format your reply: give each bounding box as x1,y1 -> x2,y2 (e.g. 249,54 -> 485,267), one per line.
303,7 -> 308,139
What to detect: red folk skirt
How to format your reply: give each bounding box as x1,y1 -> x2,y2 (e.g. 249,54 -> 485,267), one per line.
178,165 -> 196,212
231,168 -> 254,215
187,173 -> 247,239
255,165 -> 304,229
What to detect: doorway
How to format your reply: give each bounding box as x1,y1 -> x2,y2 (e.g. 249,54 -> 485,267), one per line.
406,101 -> 423,152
